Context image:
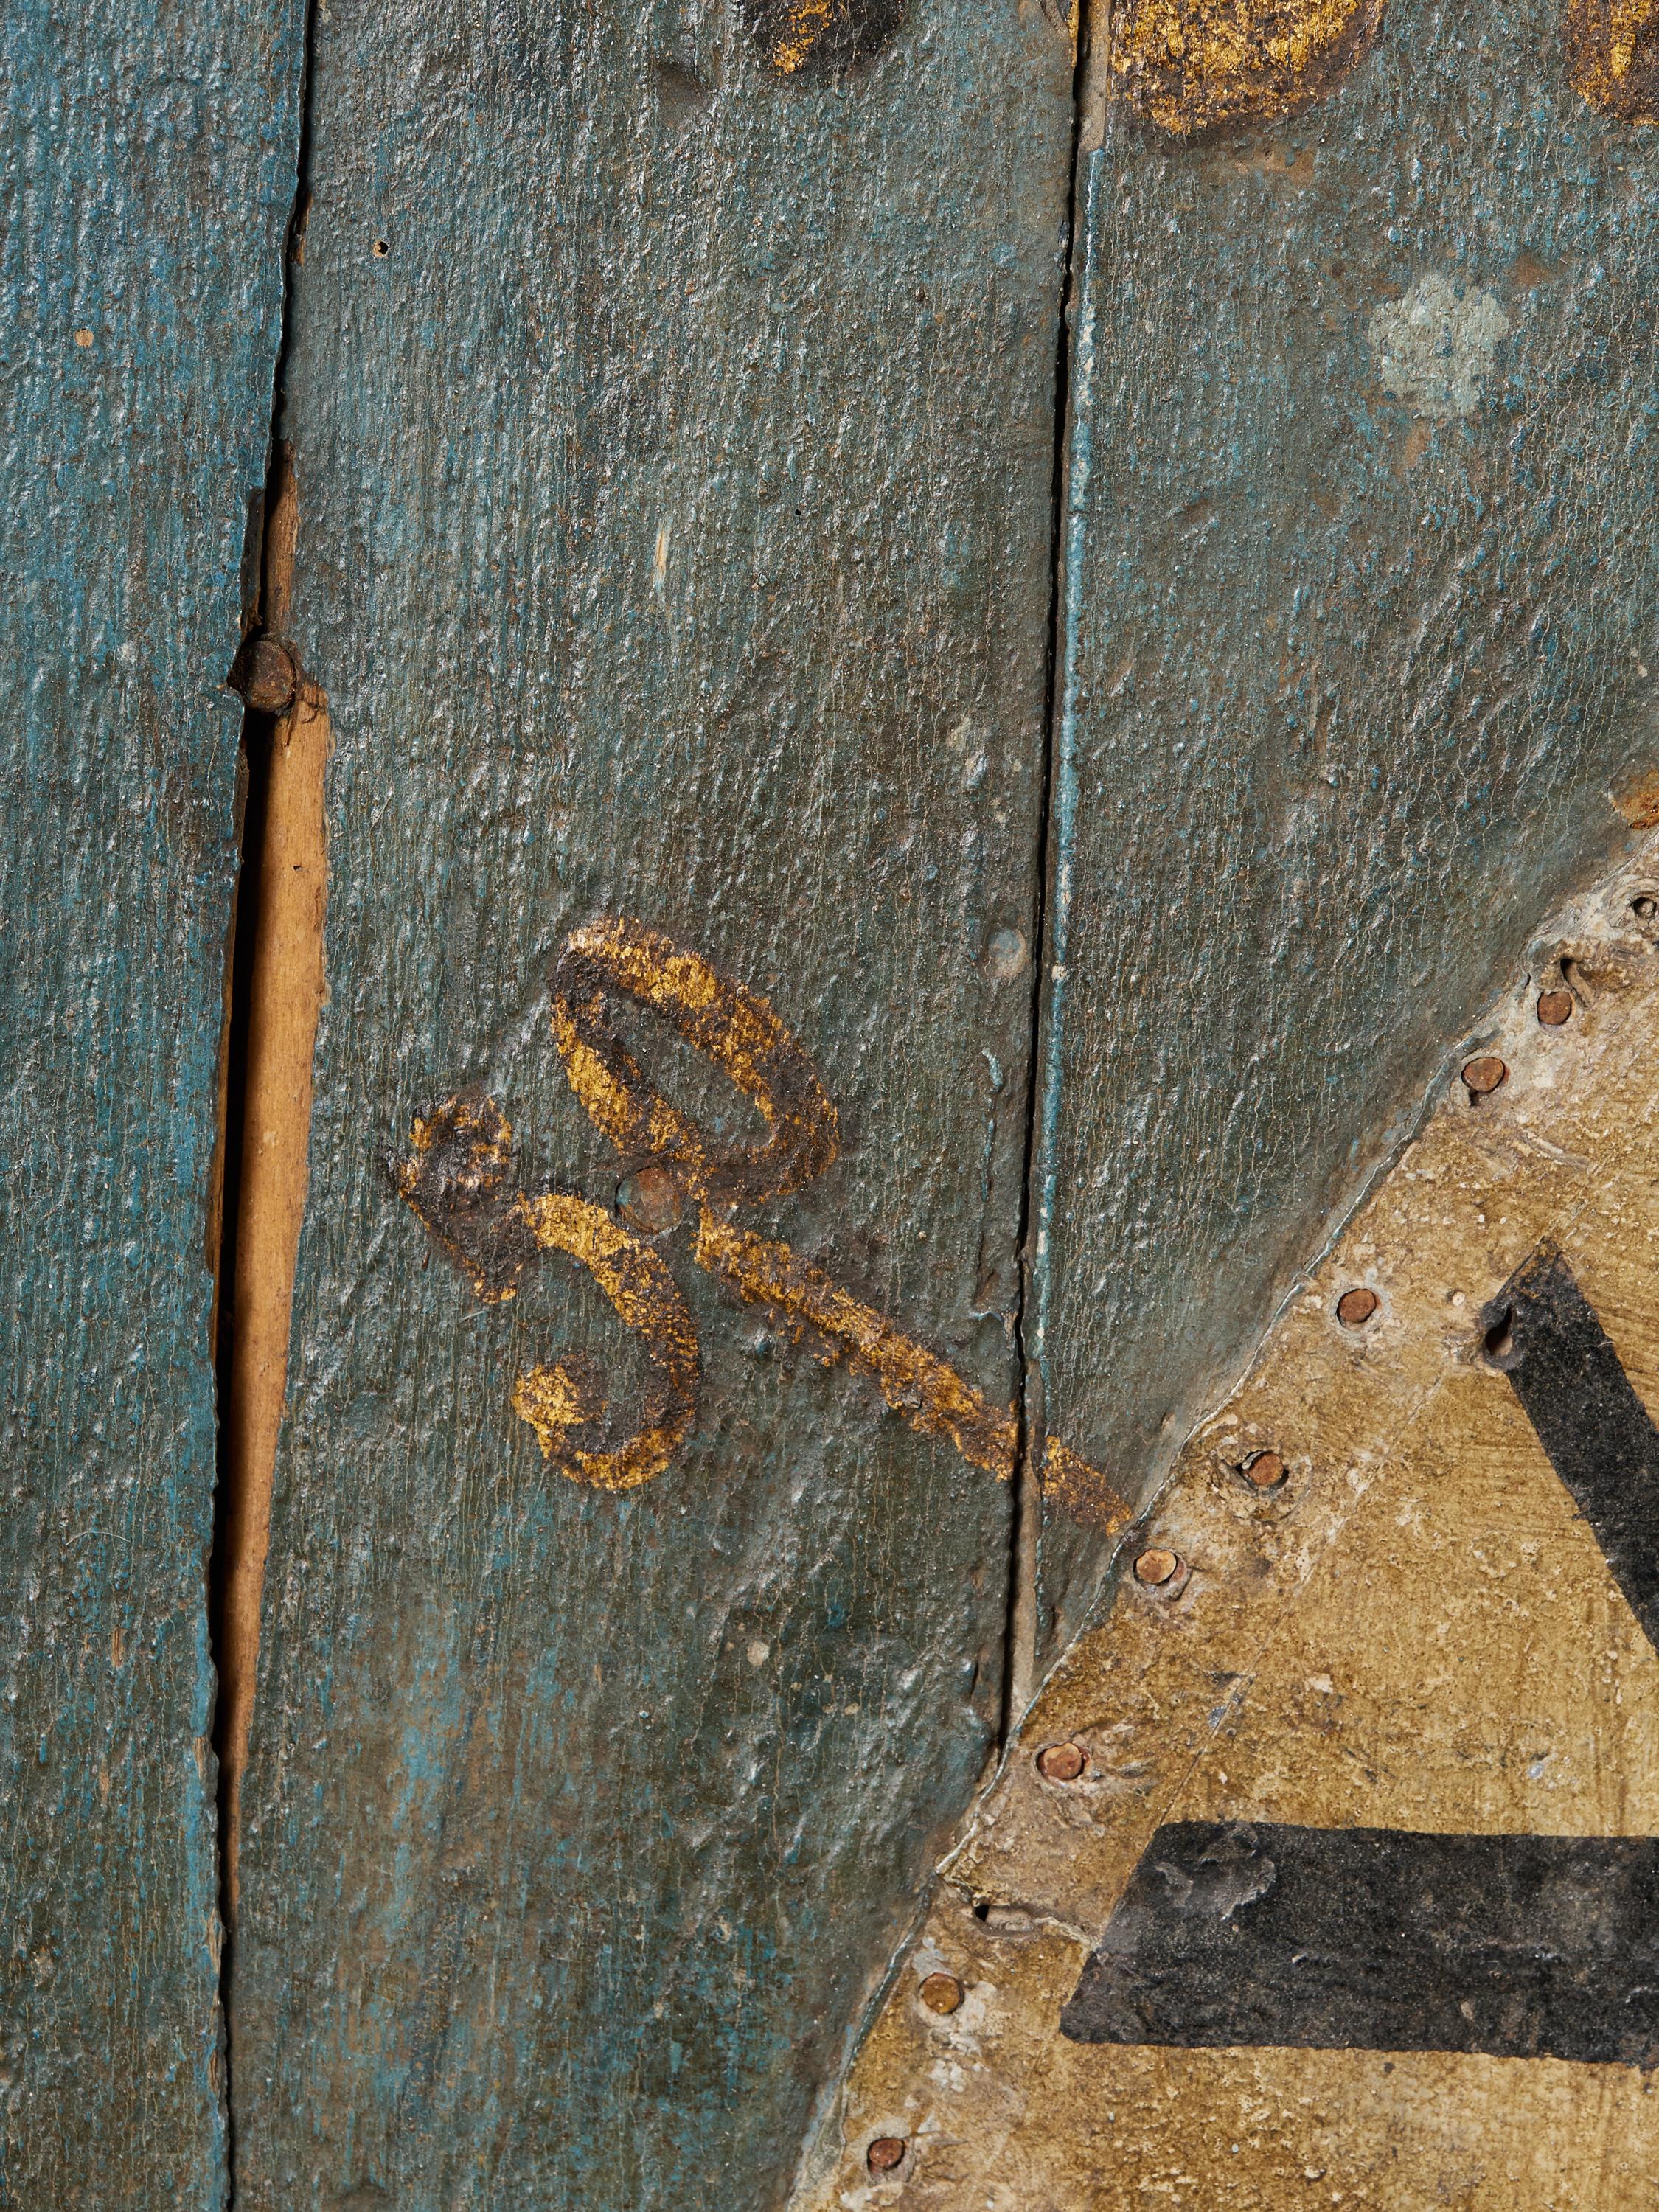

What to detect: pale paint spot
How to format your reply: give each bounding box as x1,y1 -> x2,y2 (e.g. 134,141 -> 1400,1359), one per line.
1368,273 -> 1511,421
983,928 -> 1029,984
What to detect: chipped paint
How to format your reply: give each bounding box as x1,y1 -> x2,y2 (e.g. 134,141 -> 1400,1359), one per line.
799,839 -> 1659,2208
1105,0 -> 1385,136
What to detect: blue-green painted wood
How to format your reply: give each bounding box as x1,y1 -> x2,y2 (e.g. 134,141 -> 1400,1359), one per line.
229,5 -> 1075,2207
1032,1 -> 1659,1654
0,0 -> 302,2199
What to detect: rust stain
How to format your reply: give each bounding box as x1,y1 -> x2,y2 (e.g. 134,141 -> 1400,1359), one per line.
1106,0 -> 1386,136
1568,0 -> 1659,122
1615,763 -> 1659,829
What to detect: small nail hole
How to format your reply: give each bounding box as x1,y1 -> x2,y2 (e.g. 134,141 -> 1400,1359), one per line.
1484,1307 -> 1515,1364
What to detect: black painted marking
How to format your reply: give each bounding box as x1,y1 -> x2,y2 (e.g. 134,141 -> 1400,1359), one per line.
1061,1821 -> 1659,2066
1483,1240 -> 1659,1655
1062,1248 -> 1659,2063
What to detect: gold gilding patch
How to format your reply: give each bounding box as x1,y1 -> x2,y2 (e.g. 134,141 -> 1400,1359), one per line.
745,0 -> 902,76
1569,0 -> 1659,123
696,1213 -> 1022,1481
798,841 -> 1659,2211
768,0 -> 837,72
1107,0 -> 1386,135
511,1193 -> 698,1492
552,914 -> 841,1210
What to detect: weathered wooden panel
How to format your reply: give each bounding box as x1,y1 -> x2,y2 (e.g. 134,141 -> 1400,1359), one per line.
807,844 -> 1659,2206
229,5 -> 1079,2205
1032,0 -> 1659,1650
0,0 -> 302,2199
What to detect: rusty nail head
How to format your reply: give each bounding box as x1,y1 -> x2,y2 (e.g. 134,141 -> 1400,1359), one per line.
1634,895 -> 1658,923
1462,1054 -> 1508,1097
617,1164 -> 683,1235
1133,1547 -> 1181,1587
1337,1286 -> 1380,1329
1242,1449 -> 1286,1489
1036,1740 -> 1086,1782
919,1972 -> 964,2016
867,2138 -> 906,2174
1537,990 -> 1573,1028
232,636 -> 298,714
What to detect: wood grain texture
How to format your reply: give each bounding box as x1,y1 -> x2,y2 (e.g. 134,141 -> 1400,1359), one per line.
1032,0 -> 1659,1654
229,4 -> 1075,2205
0,0 -> 303,2199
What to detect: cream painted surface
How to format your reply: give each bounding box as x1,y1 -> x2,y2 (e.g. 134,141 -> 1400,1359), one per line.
799,839 -> 1659,2211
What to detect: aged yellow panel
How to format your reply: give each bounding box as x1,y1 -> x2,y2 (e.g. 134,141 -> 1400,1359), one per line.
800,845 -> 1659,2210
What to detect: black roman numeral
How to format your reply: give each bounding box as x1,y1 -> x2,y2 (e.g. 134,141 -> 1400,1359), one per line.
1062,1244 -> 1659,2066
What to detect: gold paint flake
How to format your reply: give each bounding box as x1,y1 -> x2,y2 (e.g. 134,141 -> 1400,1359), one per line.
1568,0 -> 1659,123
768,0 -> 838,72
1107,0 -> 1386,135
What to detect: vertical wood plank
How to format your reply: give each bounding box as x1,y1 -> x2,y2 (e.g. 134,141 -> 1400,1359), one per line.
0,0 -> 303,2199
229,4 -> 1077,2205
1033,0 -> 1659,1652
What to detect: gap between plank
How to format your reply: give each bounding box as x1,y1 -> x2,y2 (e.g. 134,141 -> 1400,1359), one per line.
212,441 -> 329,1927
208,0 -> 324,2092
1003,0 -> 1105,1739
